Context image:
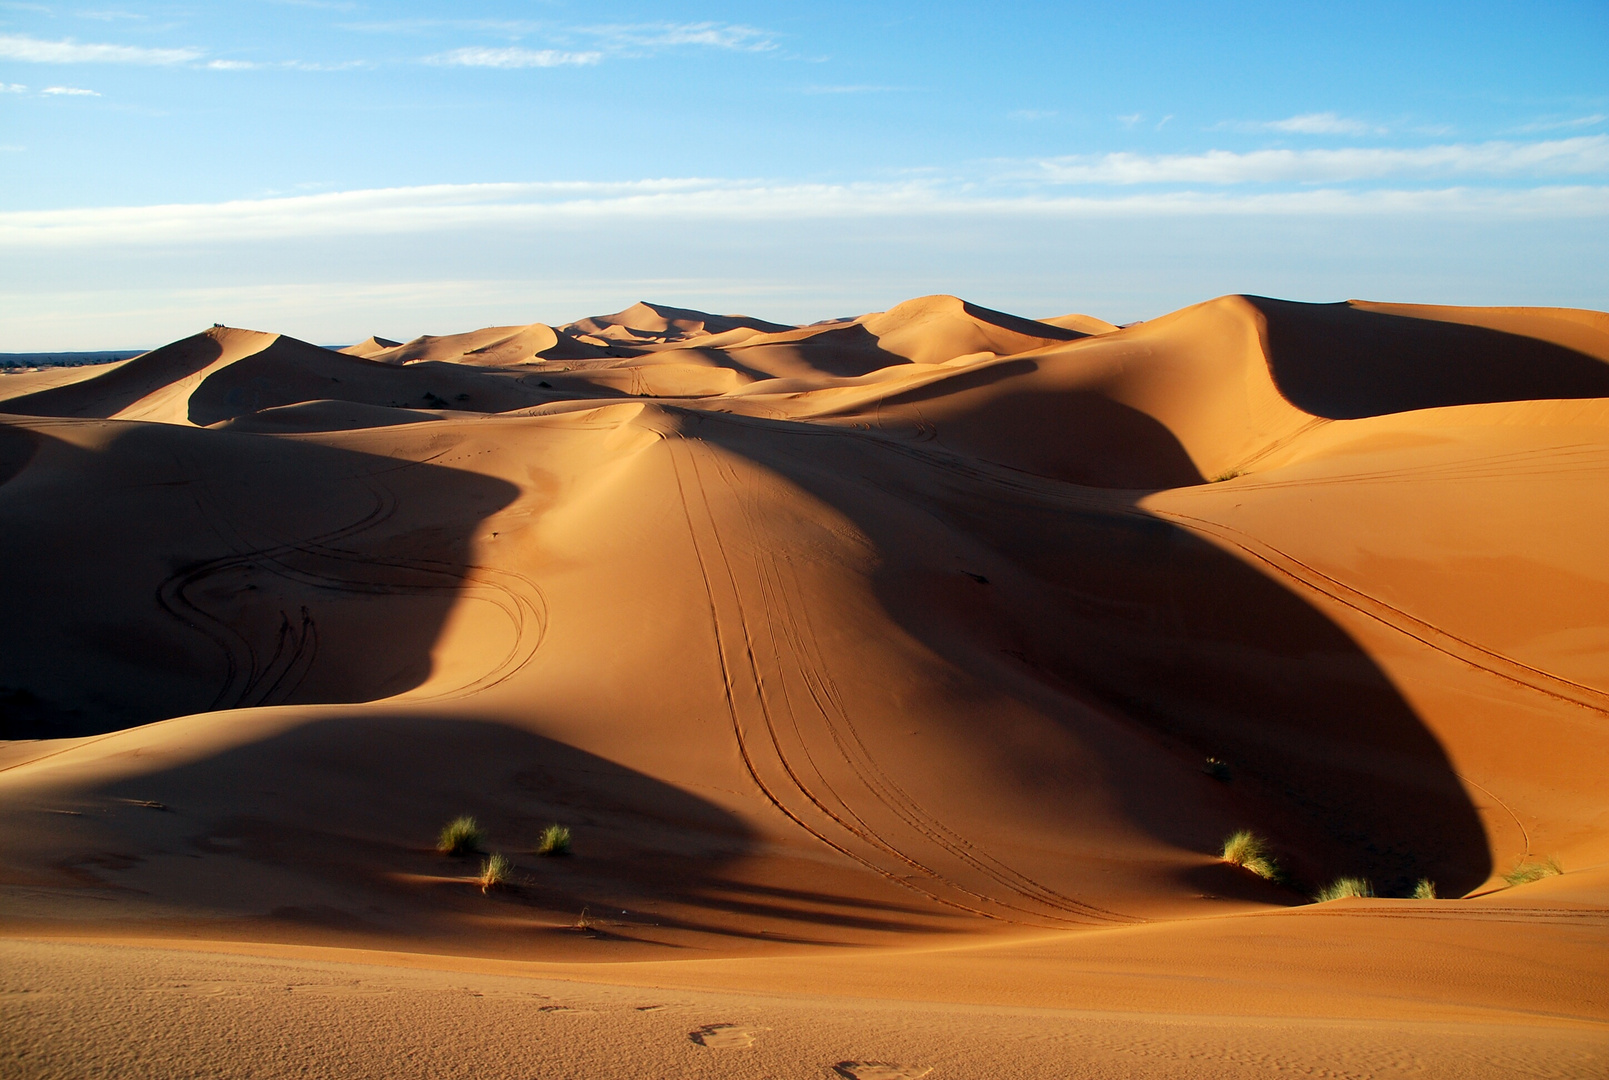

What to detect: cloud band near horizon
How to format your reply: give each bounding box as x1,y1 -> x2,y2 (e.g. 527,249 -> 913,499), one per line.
1,178 -> 1605,248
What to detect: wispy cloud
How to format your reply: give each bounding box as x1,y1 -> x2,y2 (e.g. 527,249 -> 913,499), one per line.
3,179 -> 1603,249
428,47 -> 601,69
206,58 -> 371,71
580,22 -> 777,52
1511,114 -> 1606,134
1,82 -> 26,93
341,18 -> 551,36
0,33 -> 201,65
1026,137 -> 1609,184
1236,112 -> 1381,135
41,85 -> 98,95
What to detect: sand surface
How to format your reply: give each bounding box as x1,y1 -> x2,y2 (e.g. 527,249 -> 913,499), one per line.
2,295 -> 1606,1075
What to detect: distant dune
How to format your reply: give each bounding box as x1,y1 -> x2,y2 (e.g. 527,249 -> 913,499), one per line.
2,294 -> 1606,1078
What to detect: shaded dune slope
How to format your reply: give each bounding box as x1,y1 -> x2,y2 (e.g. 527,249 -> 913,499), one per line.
1,295 -> 1606,956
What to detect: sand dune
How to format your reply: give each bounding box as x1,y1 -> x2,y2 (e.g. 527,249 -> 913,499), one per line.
338,335 -> 402,360
2,294 -> 1606,1075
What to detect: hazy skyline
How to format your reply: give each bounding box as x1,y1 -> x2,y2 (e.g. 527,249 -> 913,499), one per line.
2,0 -> 1605,348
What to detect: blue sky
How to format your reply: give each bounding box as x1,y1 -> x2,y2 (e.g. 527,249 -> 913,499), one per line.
1,1 -> 1606,348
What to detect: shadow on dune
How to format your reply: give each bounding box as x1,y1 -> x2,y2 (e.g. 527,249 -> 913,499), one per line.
0,420 -> 525,738
3,336 -> 223,419
689,411 -> 1492,899
84,714 -> 768,940
875,362 -> 1206,488
958,299 -> 1087,342
1251,297 -> 1609,419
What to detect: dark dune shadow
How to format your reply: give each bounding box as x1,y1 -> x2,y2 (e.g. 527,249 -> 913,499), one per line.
1250,297 -> 1609,419
727,324 -> 915,378
688,411 -> 1492,898
959,299 -> 1086,342
81,715 -> 761,940
0,420 -> 523,738
63,714 -> 944,944
3,334 -> 220,419
0,423 -> 41,486
876,365 -> 1205,488
186,339 -> 547,425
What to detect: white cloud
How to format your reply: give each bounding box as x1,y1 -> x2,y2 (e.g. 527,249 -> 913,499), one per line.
1512,114 -> 1606,134
41,85 -> 99,96
1028,137 -> 1609,184
207,58 -> 370,71
2,179 -> 1604,250
1,82 -> 26,92
428,46 -> 601,68
0,33 -> 201,65
582,21 -> 777,52
1256,112 -> 1377,135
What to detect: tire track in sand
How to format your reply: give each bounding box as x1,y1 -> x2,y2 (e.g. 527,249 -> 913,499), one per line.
159,450 -> 546,709
669,434 -> 1134,926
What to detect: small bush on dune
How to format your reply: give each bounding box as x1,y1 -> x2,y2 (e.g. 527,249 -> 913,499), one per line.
536,823 -> 572,857
1314,876 -> 1374,902
1220,830 -> 1280,881
1502,856 -> 1562,887
436,815 -> 485,856
1412,878 -> 1438,900
479,853 -> 512,893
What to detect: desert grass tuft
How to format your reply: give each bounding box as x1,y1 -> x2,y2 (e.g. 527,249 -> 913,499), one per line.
1502,856 -> 1562,887
1314,876 -> 1373,902
1211,468 -> 1242,483
436,815 -> 485,856
1412,877 -> 1437,900
1220,830 -> 1280,881
478,853 -> 512,893
536,823 -> 572,857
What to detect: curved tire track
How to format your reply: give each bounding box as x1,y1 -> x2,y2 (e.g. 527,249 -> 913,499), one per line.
670,434 -> 1135,927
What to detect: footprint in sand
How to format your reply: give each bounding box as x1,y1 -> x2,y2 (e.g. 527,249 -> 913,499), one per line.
833,1064 -> 932,1080
690,1024 -> 759,1048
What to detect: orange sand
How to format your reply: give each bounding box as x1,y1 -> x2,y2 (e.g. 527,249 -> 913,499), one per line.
1,295 -> 1606,1077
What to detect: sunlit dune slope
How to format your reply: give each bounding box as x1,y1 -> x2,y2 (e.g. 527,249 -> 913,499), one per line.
338,335 -> 402,359
2,294 -> 1606,960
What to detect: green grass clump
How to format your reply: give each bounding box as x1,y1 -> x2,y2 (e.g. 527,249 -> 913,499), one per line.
1314,876 -> 1374,902
1211,468 -> 1242,483
436,815 -> 485,856
536,823 -> 572,857
1220,830 -> 1280,881
1502,856 -> 1562,887
1412,878 -> 1438,900
478,853 -> 512,893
